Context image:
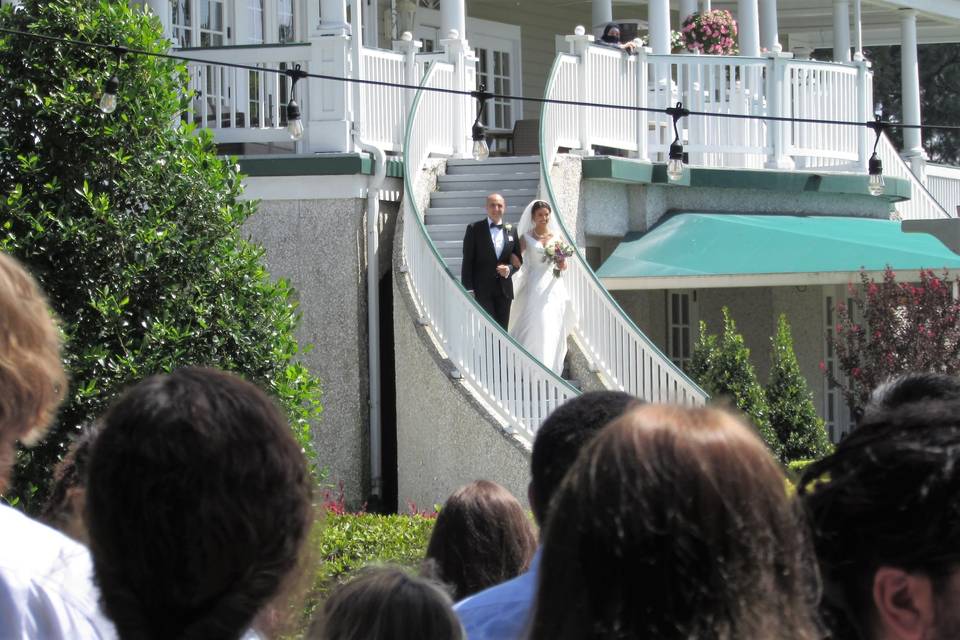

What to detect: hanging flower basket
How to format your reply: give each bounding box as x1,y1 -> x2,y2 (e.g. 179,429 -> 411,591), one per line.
680,10 -> 739,55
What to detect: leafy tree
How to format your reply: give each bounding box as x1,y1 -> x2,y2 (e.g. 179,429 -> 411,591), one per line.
824,267 -> 960,416
867,43 -> 960,165
689,307 -> 781,457
0,0 -> 322,511
766,314 -> 832,462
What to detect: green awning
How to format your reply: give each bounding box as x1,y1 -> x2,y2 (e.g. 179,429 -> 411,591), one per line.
597,213 -> 960,290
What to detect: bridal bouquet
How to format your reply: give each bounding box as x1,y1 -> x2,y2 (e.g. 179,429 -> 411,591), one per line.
543,240 -> 575,278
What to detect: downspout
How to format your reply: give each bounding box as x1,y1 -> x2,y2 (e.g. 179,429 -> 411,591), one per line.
351,0 -> 387,502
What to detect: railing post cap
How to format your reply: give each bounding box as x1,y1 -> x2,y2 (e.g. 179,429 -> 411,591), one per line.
401,31 -> 413,42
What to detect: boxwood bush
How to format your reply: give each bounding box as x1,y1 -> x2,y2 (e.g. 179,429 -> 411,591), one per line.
0,0 -> 321,509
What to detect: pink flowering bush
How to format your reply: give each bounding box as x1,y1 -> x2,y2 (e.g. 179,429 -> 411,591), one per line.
681,9 -> 738,55
823,267 -> 960,415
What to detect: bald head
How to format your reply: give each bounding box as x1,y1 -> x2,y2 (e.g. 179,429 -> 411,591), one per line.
486,193 -> 505,224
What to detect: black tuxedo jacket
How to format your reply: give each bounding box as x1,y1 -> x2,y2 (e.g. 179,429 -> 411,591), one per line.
461,219 -> 523,300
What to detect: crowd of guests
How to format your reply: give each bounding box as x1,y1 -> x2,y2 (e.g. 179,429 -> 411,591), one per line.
2,247 -> 960,640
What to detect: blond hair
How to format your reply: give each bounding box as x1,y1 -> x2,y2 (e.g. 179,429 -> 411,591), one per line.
0,252 -> 66,449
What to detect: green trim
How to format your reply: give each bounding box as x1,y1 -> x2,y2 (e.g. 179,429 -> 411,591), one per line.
582,157 -> 912,202
237,153 -> 404,178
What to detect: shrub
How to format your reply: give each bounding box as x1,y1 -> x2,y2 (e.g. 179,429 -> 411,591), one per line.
766,314 -> 833,462
824,267 -> 960,416
689,307 -> 781,457
0,0 -> 322,510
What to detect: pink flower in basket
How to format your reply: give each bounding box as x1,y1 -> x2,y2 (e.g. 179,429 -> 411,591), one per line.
681,9 -> 739,55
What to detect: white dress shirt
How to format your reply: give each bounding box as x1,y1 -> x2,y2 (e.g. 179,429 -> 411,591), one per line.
488,217 -> 505,257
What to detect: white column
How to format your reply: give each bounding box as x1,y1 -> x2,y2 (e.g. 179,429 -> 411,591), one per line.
833,0 -> 851,62
648,0 -> 671,55
320,0 -> 350,32
309,0 -> 353,151
738,0 -> 761,57
764,50 -> 795,169
900,9 -> 926,174
144,0 -> 172,43
700,0 -> 712,11
440,0 -> 466,42
759,0 -> 780,52
365,0 -> 380,47
679,0 -> 698,24
852,0 -> 864,59
592,0 -> 613,37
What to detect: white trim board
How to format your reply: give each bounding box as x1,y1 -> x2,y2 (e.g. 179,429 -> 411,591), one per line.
240,175 -> 403,200
602,269 -> 955,290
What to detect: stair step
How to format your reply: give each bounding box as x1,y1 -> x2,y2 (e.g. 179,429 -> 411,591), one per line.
433,240 -> 463,258
425,211 -> 523,226
430,189 -> 538,208
423,223 -> 469,241
445,156 -> 541,175
437,174 -> 540,192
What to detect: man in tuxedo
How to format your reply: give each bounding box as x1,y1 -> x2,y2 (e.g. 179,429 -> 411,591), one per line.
461,193 -> 522,330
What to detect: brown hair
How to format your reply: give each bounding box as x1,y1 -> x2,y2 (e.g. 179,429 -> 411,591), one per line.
0,252 -> 66,488
424,480 -> 536,601
530,404 -> 821,640
309,566 -> 463,640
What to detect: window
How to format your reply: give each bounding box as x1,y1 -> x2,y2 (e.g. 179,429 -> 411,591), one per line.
667,290 -> 697,369
248,0 -> 264,44
199,0 -> 226,47
278,0 -> 295,43
170,0 -> 193,48
823,287 -> 855,442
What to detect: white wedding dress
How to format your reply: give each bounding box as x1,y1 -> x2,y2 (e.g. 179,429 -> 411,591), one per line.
508,202 -> 577,376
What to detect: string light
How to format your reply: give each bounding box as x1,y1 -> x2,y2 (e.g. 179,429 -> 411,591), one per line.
665,102 -> 689,182
867,113 -> 889,197
98,46 -> 127,114
471,85 -> 491,161
284,64 -> 307,141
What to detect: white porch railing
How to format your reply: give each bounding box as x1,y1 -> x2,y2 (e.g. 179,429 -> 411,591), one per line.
927,163 -> 960,216
540,53 -> 709,407
183,44 -> 311,145
402,64 -> 580,441
358,47 -> 413,152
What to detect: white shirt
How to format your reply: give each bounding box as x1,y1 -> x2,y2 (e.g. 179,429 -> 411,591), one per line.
0,505 -> 116,639
488,217 -> 505,257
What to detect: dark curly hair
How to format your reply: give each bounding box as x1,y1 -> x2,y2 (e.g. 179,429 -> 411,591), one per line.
85,367 -> 314,640
800,373 -> 960,640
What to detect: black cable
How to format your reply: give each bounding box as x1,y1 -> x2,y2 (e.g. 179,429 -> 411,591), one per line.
2,26 -> 960,133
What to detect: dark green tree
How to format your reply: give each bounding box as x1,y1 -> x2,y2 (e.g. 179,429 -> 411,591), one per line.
766,314 -> 832,462
688,307 -> 781,458
0,0 -> 322,511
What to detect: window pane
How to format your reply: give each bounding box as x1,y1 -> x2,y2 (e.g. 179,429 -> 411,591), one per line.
681,295 -> 689,324
682,327 -> 690,358
672,328 -> 680,357
671,293 -> 679,321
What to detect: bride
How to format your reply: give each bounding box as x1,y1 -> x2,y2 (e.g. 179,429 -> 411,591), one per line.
509,200 -> 577,376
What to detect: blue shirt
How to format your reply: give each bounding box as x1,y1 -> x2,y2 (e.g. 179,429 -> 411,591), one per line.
454,548 -> 540,640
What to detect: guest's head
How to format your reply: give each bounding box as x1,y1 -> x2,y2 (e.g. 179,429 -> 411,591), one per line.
40,423 -> 101,544
531,404 -> 821,640
310,566 -> 463,640
85,367 -> 313,640
424,480 -> 536,601
0,251 -> 66,489
529,390 -> 638,524
800,374 -> 960,640
600,23 -> 622,44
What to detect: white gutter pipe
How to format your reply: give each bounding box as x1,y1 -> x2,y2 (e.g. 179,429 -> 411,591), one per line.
351,0 -> 387,502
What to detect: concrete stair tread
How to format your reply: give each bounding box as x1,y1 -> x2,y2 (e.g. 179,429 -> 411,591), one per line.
438,172 -> 539,182
430,188 -> 538,199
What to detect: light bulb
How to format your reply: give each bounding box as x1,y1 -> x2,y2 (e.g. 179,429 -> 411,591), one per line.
472,138 -> 489,161
867,153 -> 884,196
99,76 -> 119,114
286,99 -> 303,141
667,157 -> 685,181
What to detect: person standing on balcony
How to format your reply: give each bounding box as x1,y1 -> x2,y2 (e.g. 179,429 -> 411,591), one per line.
461,193 -> 523,330
599,23 -> 640,53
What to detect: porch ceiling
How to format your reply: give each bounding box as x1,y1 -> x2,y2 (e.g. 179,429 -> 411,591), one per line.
485,0 -> 960,47
597,213 -> 960,290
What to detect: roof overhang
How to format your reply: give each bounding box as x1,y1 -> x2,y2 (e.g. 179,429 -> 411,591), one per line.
598,213 -> 960,290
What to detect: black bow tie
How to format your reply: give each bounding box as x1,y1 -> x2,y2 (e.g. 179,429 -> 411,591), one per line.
490,222 -> 503,229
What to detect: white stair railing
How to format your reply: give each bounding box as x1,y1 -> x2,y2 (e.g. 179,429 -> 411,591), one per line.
878,134 -> 951,220
540,53 -> 708,406
402,64 -> 580,441
927,164 -> 960,216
